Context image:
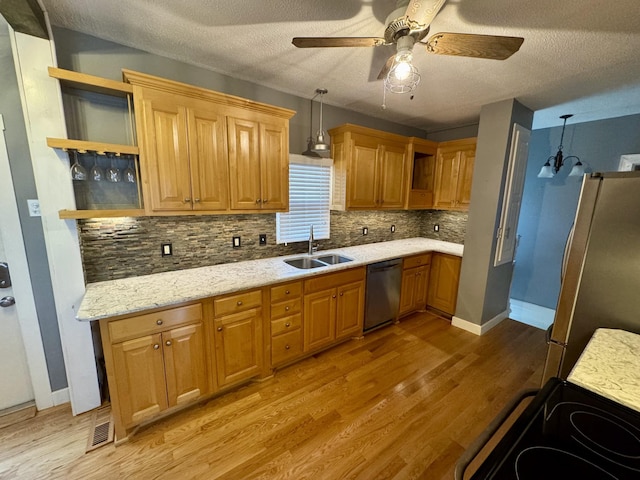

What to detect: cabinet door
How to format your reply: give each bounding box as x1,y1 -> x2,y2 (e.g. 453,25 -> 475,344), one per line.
214,308 -> 262,386
335,281 -> 365,339
227,116 -> 262,210
141,95 -> 192,211
163,323 -> 208,408
303,288 -> 337,352
414,265 -> 430,309
399,267 -> 417,315
378,143 -> 406,209
111,334 -> 168,428
187,107 -> 229,211
455,147 -> 476,210
347,135 -> 379,209
260,120 -> 288,210
427,254 -> 462,316
433,147 -> 460,210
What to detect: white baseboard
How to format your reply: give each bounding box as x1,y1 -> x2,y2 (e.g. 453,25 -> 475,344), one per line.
51,388 -> 70,407
509,299 -> 555,330
452,309 -> 509,336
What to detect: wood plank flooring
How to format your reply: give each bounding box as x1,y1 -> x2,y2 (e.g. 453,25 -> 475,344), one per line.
0,313 -> 547,479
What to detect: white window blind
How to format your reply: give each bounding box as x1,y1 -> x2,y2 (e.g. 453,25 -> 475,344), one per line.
276,154 -> 332,244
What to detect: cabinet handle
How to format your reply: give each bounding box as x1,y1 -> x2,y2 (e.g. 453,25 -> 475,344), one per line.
285,306 -> 290,311
184,197 -> 191,203
156,319 -> 163,326
340,292 -> 344,296
237,300 -> 243,306
262,199 -> 268,204
285,344 -> 290,350
255,199 -> 262,204
153,344 -> 160,350
332,294 -> 337,299
416,272 -> 421,276
285,322 -> 291,328
194,198 -> 201,203
165,340 -> 172,347
285,290 -> 290,295
217,326 -> 223,332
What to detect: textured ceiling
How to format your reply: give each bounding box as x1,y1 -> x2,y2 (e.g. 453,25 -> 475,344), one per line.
40,0 -> 640,132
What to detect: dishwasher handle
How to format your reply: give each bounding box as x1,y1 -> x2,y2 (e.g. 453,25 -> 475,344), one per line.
369,265 -> 400,273
454,388 -> 539,480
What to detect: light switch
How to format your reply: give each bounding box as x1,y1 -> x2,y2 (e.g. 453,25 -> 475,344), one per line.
390,225 -> 396,233
161,243 -> 172,256
233,236 -> 241,248
362,227 -> 368,236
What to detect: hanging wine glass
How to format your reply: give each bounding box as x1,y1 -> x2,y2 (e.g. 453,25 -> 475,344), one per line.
123,156 -> 136,183
69,150 -> 87,181
106,153 -> 121,183
90,153 -> 104,181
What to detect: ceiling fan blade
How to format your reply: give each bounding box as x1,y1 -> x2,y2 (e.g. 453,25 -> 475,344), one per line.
377,55 -> 396,80
405,0 -> 447,29
292,37 -> 387,48
425,32 -> 524,60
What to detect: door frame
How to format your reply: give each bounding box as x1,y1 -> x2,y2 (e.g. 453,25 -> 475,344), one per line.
0,114 -> 53,410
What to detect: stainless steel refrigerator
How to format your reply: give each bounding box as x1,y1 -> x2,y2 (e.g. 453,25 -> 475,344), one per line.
542,171 -> 640,383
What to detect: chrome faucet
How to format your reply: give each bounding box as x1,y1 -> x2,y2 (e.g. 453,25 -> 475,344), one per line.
308,225 -> 318,255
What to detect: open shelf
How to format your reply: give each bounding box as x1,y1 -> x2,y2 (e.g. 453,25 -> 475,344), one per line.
48,67 -> 133,97
47,138 -> 139,156
58,209 -> 146,220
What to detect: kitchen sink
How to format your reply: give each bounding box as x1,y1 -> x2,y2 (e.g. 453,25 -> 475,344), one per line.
284,254 -> 353,269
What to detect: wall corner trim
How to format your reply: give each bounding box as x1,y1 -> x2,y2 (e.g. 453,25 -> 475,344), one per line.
452,309 -> 509,336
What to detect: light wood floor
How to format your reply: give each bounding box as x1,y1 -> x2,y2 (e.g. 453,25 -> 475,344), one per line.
0,312 -> 547,480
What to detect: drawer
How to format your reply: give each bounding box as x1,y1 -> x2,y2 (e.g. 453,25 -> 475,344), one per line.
271,329 -> 303,366
214,289 -> 262,317
270,298 -> 302,319
271,313 -> 302,336
404,253 -> 432,270
304,266 -> 366,294
270,281 -> 302,303
108,303 -> 202,343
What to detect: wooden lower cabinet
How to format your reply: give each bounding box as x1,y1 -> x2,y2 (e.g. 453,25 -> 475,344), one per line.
427,253 -> 462,316
214,306 -> 263,387
303,267 -> 366,353
102,303 -> 209,440
399,254 -> 432,316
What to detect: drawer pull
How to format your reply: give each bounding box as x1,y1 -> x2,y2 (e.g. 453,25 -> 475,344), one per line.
165,340 -> 172,347
340,292 -> 344,296
156,319 -> 163,326
217,326 -> 223,332
237,301 -> 243,306
285,306 -> 290,311
285,322 -> 291,328
153,344 -> 160,350
285,290 -> 290,295
285,344 -> 290,350
184,197 -> 191,203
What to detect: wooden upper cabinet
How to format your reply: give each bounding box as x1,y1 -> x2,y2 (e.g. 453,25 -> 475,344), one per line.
329,125 -> 408,211
433,138 -> 476,211
124,69 -> 295,215
406,137 -> 438,209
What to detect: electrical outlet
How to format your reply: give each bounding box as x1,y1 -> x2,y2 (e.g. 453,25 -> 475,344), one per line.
161,243 -> 172,256
27,199 -> 41,217
362,227 -> 368,236
434,224 -> 440,232
232,236 -> 241,248
259,234 -> 267,245
390,225 -> 396,233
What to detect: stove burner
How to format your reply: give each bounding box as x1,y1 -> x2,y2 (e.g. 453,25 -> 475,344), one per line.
571,410 -> 640,460
515,446 -> 619,480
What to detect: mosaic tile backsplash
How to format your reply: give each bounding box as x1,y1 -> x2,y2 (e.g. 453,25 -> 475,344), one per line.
78,210 -> 467,283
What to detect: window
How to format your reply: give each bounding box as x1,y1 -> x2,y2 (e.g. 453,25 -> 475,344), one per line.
276,154 -> 332,244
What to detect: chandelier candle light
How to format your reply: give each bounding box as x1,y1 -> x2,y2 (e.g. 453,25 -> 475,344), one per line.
538,114 -> 585,178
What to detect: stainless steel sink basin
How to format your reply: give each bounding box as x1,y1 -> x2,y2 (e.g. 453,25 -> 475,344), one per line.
314,254 -> 352,265
284,254 -> 353,269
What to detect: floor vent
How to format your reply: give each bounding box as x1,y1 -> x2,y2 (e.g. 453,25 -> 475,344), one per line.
86,405 -> 114,452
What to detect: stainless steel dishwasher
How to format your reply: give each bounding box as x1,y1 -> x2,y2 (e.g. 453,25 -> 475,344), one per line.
364,258 -> 402,332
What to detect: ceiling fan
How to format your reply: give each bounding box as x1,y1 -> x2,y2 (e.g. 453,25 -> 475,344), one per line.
292,0 -> 524,93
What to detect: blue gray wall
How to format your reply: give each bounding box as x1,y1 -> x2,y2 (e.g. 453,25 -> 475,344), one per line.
511,114 -> 640,309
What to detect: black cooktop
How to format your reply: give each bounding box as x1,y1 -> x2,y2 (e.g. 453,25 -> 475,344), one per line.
471,378 -> 640,479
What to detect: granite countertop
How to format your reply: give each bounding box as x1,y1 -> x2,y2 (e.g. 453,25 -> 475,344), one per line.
568,328 -> 640,413
76,237 -> 463,322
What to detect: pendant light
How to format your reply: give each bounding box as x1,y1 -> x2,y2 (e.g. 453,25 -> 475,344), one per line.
538,114 -> 585,178
312,88 -> 329,153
